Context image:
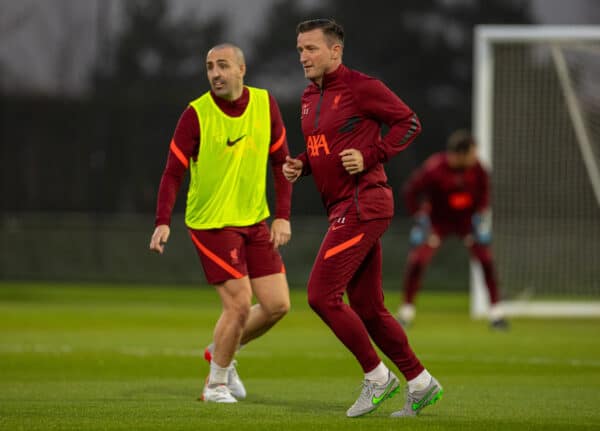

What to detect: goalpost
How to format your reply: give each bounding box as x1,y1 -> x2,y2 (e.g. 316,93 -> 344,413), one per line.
471,25 -> 600,318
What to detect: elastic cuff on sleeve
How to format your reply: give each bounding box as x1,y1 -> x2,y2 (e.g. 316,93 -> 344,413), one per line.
155,218 -> 171,227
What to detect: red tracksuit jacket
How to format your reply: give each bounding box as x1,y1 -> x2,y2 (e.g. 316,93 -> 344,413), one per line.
297,64 -> 421,222
403,152 -> 490,234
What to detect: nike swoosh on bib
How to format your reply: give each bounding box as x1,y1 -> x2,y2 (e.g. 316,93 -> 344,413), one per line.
226,135 -> 246,146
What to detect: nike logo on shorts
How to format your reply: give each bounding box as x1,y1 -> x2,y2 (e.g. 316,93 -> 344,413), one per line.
331,216 -> 346,231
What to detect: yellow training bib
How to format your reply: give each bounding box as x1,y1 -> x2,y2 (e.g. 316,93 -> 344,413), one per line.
185,87 -> 271,229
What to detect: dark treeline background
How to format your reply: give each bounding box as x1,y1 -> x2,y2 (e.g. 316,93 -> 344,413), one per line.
0,0 -> 532,216
0,0 -> 535,284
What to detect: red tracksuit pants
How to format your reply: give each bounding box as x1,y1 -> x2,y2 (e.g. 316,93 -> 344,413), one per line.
307,214 -> 424,380
403,230 -> 500,305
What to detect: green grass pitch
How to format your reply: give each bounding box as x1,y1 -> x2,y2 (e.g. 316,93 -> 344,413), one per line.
1,282 -> 599,430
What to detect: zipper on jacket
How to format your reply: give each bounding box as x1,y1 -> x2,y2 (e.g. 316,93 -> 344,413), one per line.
353,177 -> 361,220
314,87 -> 324,130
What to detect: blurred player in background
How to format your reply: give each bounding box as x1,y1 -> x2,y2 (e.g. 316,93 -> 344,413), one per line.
149,43 -> 292,403
397,129 -> 508,329
284,18 -> 442,418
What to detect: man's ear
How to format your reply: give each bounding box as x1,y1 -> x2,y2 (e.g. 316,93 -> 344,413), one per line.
331,44 -> 342,60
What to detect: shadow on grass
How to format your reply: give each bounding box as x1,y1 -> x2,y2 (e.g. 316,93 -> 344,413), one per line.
247,394 -> 346,415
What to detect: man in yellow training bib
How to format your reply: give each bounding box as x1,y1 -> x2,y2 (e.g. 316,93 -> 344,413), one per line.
149,43 -> 292,403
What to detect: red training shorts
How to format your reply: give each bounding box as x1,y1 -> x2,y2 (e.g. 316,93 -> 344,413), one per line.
188,221 -> 285,285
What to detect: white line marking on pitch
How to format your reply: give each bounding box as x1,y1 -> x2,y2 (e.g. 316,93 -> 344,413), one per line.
1,344 -> 599,368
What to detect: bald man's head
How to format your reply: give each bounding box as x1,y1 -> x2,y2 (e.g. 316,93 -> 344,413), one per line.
205,43 -> 246,101
208,43 -> 245,65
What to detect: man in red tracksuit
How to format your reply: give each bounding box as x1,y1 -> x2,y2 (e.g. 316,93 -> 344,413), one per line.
283,19 -> 442,419
397,130 -> 508,329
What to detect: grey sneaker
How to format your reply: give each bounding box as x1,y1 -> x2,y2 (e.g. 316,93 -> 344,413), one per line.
490,318 -> 510,331
390,376 -> 443,417
346,371 -> 400,418
396,304 -> 415,328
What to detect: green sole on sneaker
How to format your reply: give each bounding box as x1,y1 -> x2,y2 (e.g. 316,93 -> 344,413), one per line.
349,381 -> 401,418
411,387 -> 443,414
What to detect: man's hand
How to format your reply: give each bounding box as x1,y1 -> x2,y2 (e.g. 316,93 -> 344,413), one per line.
283,156 -> 303,183
149,224 -> 170,254
471,212 -> 492,245
409,213 -> 437,247
340,149 -> 364,175
270,218 -> 291,249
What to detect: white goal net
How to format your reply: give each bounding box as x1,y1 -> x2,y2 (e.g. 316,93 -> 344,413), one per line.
471,26 -> 600,318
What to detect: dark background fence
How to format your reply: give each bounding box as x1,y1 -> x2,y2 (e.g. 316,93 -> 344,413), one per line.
0,213 -> 471,291
2,0 -> 591,289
